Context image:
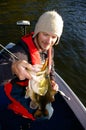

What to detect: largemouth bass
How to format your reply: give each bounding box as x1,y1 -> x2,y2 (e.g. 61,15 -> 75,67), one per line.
25,59 -> 57,118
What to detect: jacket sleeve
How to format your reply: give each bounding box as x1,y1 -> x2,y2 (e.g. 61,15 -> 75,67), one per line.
0,41 -> 28,85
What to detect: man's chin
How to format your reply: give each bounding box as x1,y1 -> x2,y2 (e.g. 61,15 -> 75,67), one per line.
42,48 -> 49,51
42,46 -> 50,51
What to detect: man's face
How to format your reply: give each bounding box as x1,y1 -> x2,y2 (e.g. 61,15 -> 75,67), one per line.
36,32 -> 58,51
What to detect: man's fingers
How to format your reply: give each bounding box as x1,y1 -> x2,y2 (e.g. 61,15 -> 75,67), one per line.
12,60 -> 34,80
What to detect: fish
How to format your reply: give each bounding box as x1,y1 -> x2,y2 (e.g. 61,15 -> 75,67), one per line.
25,59 -> 57,118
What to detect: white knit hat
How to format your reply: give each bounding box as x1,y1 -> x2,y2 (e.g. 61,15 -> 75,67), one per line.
33,10 -> 63,41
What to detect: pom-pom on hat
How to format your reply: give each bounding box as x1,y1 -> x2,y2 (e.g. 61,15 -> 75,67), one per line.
33,10 -> 63,41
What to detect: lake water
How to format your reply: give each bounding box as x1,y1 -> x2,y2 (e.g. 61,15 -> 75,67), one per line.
0,0 -> 86,107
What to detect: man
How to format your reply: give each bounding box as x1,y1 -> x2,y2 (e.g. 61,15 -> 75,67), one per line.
0,10 -> 63,129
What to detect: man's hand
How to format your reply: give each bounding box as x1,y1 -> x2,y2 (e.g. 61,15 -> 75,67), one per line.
51,80 -> 59,91
12,60 -> 35,80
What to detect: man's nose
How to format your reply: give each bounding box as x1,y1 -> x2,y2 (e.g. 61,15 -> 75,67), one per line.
47,36 -> 52,44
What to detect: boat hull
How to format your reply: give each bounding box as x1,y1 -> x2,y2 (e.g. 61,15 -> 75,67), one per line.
0,43 -> 86,130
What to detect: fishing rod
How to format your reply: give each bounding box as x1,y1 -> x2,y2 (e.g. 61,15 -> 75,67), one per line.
0,43 -> 19,60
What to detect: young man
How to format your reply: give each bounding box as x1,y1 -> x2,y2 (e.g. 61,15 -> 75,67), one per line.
0,10 -> 63,129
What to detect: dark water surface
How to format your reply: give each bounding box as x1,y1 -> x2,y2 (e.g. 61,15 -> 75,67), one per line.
0,0 -> 86,107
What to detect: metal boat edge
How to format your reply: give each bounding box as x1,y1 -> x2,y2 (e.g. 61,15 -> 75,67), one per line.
55,72 -> 86,129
